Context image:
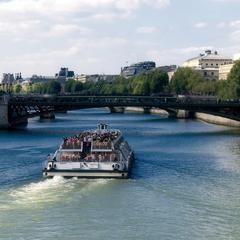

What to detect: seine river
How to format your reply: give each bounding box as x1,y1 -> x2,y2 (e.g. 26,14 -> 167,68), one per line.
1,108 -> 240,240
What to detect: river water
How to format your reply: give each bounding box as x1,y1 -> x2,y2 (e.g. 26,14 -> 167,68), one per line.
0,109 -> 240,240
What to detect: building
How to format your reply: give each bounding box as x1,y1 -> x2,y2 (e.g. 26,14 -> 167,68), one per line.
29,75 -> 57,84
183,50 -> 232,69
121,61 -> 156,78
157,65 -> 178,81
56,67 -> 75,83
74,74 -> 87,83
219,64 -> 234,80
15,73 -> 23,84
97,74 -> 119,83
196,68 -> 220,80
233,52 -> 240,61
219,51 -> 240,80
75,74 -> 119,83
1,73 -> 15,85
21,80 -> 31,91
182,50 -> 233,80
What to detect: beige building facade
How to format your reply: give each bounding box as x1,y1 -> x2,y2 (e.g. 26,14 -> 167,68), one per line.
234,52 -> 240,61
196,68 -> 219,80
183,50 -> 232,69
183,50 -> 233,80
219,64 -> 234,80
218,51 -> 240,80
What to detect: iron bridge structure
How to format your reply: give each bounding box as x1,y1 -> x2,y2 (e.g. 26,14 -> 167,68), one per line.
1,94 -> 240,127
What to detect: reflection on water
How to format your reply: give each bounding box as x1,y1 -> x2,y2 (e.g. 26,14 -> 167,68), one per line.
0,108 -> 240,240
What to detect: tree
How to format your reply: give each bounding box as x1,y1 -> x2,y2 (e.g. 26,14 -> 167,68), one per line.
216,60 -> 240,99
131,69 -> 168,95
47,81 -> 61,94
170,67 -> 204,94
148,69 -> 169,93
65,79 -> 75,93
226,60 -> 240,99
13,84 -> 22,93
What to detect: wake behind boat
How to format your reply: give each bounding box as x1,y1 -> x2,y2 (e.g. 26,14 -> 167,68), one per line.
43,124 -> 134,178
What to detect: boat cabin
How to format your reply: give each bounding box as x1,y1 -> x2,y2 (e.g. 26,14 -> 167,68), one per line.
98,123 -> 109,133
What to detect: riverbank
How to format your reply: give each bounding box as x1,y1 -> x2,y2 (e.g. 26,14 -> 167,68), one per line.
125,107 -> 168,115
195,112 -> 240,127
125,107 -> 240,127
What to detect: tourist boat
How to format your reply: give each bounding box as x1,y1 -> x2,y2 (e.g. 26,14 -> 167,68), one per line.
43,123 -> 134,178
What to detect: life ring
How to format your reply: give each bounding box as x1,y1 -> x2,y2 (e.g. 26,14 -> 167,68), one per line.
112,163 -> 118,170
48,161 -> 55,170
114,163 -> 121,170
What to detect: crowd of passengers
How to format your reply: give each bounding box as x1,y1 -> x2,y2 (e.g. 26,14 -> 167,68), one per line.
59,152 -> 119,162
62,130 -> 119,149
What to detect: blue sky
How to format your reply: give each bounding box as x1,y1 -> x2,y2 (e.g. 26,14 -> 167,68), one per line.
0,0 -> 239,76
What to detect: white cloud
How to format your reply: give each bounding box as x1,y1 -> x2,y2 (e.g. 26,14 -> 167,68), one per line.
194,22 -> 207,28
228,20 -> 240,44
144,0 -> 170,8
217,22 -> 226,28
176,46 -> 213,54
136,26 -> 157,34
229,20 -> 240,28
0,0 -> 170,17
48,24 -> 91,36
230,30 -> 240,42
145,46 -> 214,66
0,0 -> 170,37
212,0 -> 240,2
0,36 -> 130,75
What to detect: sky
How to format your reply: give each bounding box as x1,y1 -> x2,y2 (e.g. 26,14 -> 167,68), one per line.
0,0 -> 240,77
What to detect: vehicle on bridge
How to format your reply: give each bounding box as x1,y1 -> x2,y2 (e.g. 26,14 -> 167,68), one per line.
43,123 -> 134,178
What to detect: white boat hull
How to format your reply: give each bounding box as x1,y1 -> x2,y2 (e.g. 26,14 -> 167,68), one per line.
43,170 -> 130,178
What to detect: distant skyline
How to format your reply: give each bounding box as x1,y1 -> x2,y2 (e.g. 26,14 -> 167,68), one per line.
0,0 -> 240,76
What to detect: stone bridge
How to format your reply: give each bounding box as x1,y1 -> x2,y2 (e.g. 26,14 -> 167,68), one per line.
1,94 -> 240,128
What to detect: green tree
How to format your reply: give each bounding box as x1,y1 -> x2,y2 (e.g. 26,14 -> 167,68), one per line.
226,60 -> 240,99
170,67 -> 205,94
148,69 -> 169,93
13,84 -> 22,93
217,60 -> 240,99
131,69 -> 168,95
65,79 -> 75,93
47,81 -> 62,94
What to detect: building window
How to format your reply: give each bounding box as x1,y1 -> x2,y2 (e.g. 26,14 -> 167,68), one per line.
211,72 -> 214,76
204,72 -> 207,76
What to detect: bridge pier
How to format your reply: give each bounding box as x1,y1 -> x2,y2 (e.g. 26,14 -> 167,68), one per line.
0,95 -> 28,128
0,95 -> 10,128
109,107 -> 125,114
168,109 -> 195,119
40,112 -> 55,119
143,107 -> 151,114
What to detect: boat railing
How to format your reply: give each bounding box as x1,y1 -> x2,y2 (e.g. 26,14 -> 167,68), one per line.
61,141 -> 83,150
91,140 -> 112,151
56,151 -> 121,163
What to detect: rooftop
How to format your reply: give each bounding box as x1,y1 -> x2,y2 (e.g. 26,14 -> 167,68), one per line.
186,50 -> 232,62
